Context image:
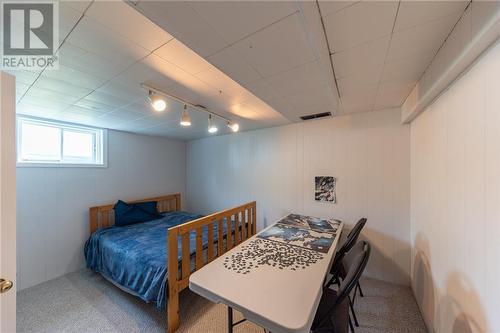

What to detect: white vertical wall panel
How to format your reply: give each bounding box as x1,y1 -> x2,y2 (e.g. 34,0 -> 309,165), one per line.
187,108 -> 411,285
16,131 -> 186,290
411,40 -> 500,332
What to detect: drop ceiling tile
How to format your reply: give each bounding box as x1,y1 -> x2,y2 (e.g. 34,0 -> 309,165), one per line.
54,2 -> 83,41
155,39 -> 213,75
16,82 -> 30,101
340,83 -> 377,114
339,64 -> 384,93
341,96 -> 376,114
66,16 -> 149,68
41,64 -> 107,90
387,13 -> 462,62
120,100 -> 156,115
123,114 -> 169,130
85,1 -> 173,52
97,112 -> 138,125
207,46 -> 262,85
143,54 -> 221,102
113,55 -> 172,89
84,90 -> 131,109
245,79 -> 300,121
24,87 -> 81,106
395,1 -> 469,32
381,53 -> 434,84
338,76 -> 381,98
323,1 -> 398,52
260,61 -> 329,98
52,111 -> 100,126
134,1 -> 229,56
195,66 -> 259,104
31,76 -> 92,99
318,1 -> 359,17
17,101 -> 61,118
96,80 -> 145,103
374,80 -> 415,109
106,108 -> 145,122
74,99 -> 116,114
188,1 -> 298,44
86,115 -> 129,129
332,36 -> 390,79
285,84 -> 336,116
57,42 -> 125,79
20,95 -> 72,112
63,1 -> 91,13
232,13 -> 316,77
228,102 -> 261,120
64,105 -> 109,118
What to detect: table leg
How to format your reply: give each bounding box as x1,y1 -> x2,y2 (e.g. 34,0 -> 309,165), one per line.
228,306 -> 233,333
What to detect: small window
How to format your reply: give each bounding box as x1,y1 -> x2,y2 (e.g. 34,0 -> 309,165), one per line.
17,117 -> 106,167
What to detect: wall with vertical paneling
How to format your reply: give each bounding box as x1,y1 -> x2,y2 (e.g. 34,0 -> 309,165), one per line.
410,40 -> 500,332
186,108 -> 411,285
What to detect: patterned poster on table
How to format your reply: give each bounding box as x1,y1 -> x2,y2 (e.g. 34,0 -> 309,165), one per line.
277,214 -> 340,234
257,223 -> 336,254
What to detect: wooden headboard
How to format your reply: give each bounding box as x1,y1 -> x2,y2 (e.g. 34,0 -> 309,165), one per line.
89,193 -> 181,234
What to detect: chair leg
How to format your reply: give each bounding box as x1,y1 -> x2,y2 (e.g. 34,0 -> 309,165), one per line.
348,296 -> 359,327
348,315 -> 355,333
357,281 -> 364,297
228,307 -> 233,333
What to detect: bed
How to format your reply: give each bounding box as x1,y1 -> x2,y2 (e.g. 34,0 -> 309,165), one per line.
85,194 -> 256,333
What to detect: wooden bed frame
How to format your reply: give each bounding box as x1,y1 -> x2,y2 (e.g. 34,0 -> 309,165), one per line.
89,194 -> 257,333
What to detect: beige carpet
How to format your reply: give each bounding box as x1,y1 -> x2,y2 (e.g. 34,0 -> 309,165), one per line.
17,269 -> 426,333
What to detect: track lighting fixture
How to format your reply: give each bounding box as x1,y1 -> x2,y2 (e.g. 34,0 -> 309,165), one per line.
208,114 -> 218,133
180,105 -> 191,127
149,91 -> 166,112
142,83 -> 240,134
227,121 -> 239,132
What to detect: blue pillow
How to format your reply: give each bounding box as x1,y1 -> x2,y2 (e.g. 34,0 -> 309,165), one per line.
114,200 -> 161,227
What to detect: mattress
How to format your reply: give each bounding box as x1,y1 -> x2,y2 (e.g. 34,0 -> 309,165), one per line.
84,211 -> 220,308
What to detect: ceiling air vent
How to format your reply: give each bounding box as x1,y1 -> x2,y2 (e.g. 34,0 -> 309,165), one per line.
300,112 -> 332,121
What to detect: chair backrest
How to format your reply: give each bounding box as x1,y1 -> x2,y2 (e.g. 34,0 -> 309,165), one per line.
336,241 -> 370,306
339,218 -> 367,254
330,218 -> 367,275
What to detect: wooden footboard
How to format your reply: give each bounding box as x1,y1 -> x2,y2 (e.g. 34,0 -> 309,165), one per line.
166,201 -> 257,333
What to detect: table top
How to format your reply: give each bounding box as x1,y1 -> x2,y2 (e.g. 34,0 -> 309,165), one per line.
189,214 -> 343,333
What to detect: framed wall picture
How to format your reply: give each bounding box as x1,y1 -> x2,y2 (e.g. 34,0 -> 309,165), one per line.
315,176 -> 336,203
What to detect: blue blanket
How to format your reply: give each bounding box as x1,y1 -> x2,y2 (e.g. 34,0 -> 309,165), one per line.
85,211 -> 211,308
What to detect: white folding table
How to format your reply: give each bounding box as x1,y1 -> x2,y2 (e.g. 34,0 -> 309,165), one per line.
189,214 -> 343,333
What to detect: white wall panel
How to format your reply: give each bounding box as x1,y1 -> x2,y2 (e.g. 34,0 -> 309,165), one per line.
187,109 -> 411,285
411,40 -> 500,332
16,130 -> 186,290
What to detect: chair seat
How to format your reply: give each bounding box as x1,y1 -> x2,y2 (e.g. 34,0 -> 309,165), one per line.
311,288 -> 350,333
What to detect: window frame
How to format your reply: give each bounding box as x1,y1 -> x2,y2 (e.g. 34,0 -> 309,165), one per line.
16,116 -> 108,168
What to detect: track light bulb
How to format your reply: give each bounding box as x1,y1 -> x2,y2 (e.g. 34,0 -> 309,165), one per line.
208,114 -> 218,133
149,91 -> 166,112
227,121 -> 239,132
180,105 -> 191,127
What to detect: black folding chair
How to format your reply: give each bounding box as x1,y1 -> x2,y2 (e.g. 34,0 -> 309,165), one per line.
326,218 -> 367,296
325,219 -> 367,327
312,241 -> 371,333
